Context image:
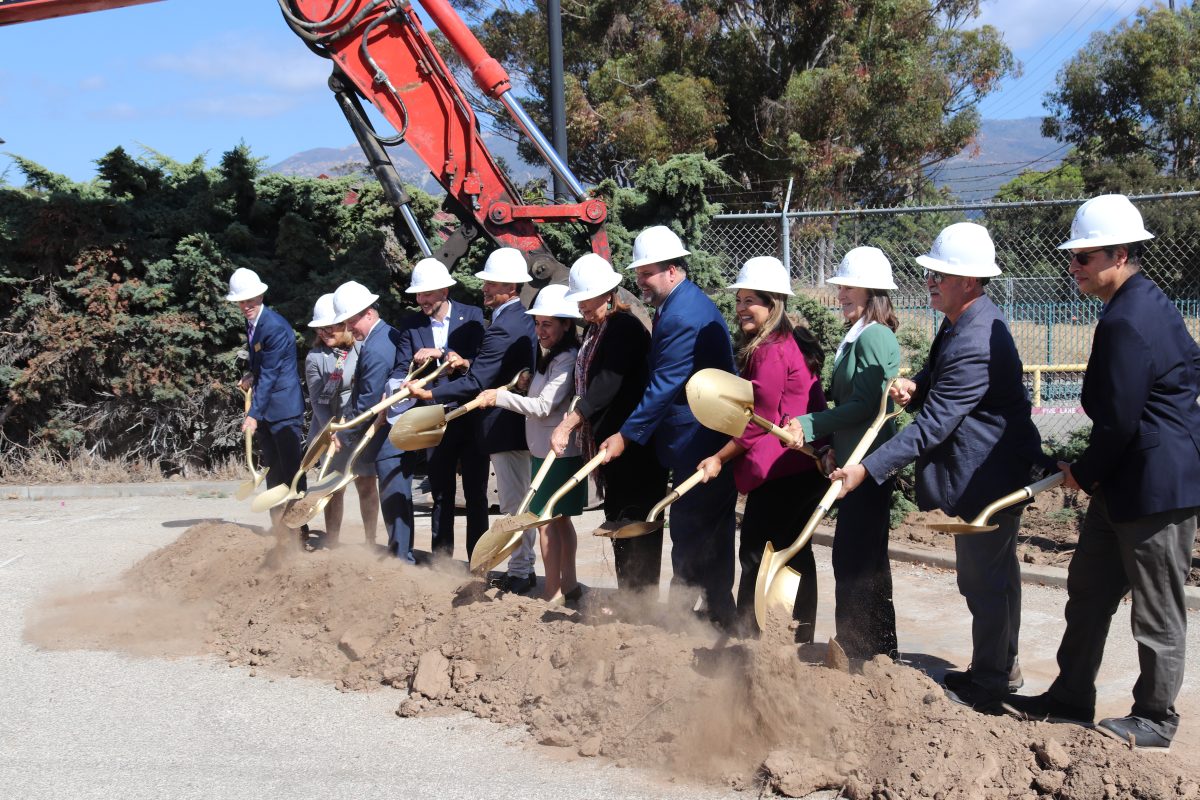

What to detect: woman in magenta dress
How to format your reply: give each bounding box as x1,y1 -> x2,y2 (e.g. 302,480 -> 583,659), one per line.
696,256 -> 828,640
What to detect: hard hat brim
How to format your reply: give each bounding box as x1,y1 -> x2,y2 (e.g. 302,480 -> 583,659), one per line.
563,272 -> 622,303
726,280 -> 793,296
826,275 -> 897,291
331,292 -> 381,323
225,282 -> 269,302
307,316 -> 338,328
626,246 -> 691,271
1056,231 -> 1154,250
405,276 -> 457,293
915,254 -> 1002,278
474,270 -> 532,283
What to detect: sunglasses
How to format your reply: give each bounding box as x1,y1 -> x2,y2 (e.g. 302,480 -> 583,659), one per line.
1069,248 -> 1108,266
923,268 -> 949,284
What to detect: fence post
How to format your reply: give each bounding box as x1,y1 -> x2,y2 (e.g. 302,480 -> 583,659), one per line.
781,177 -> 793,281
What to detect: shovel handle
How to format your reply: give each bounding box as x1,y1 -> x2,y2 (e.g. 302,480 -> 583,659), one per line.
331,361 -> 449,431
515,449 -> 558,516
776,378 -> 902,564
972,472 -> 1066,526
538,448 -> 606,522
749,413 -> 817,460
646,467 -> 706,522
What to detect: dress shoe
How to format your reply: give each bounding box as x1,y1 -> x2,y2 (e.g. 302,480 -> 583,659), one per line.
1098,715 -> 1171,751
944,663 -> 1023,693
500,572 -> 537,594
1002,692 -> 1094,727
944,684 -> 1006,716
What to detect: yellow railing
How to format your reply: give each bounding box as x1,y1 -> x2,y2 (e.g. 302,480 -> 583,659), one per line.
1024,364 -> 1087,408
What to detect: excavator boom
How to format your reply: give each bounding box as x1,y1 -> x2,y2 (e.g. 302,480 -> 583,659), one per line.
0,0 -> 162,25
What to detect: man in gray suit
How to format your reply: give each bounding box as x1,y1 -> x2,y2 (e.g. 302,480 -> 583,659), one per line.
833,222 -> 1053,714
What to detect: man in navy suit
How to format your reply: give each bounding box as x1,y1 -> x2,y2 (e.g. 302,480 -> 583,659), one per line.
408,248 -> 536,586
833,223 -> 1053,714
230,267 -> 306,532
1006,195 -> 1200,750
331,280 -> 418,561
600,226 -> 738,629
398,258 -> 487,558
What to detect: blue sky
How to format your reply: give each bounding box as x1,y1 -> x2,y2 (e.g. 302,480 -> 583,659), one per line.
1,0 -> 1149,184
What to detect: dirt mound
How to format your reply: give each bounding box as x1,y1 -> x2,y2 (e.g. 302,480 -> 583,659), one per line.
26,522 -> 1200,798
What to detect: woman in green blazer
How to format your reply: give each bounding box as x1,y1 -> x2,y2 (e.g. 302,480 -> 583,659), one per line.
785,246 -> 901,658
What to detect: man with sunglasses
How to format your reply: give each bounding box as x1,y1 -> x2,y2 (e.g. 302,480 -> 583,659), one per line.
1005,195 -> 1200,751
830,222 -> 1053,715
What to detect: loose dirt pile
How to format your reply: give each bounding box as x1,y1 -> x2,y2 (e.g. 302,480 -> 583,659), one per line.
26,522 -> 1200,799
894,488 -> 1200,586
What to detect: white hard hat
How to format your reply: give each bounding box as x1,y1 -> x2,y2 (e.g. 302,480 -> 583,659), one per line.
627,225 -> 691,270
225,267 -> 269,302
828,247 -> 897,291
915,222 -> 1002,278
475,247 -> 532,283
1058,194 -> 1155,250
307,293 -> 338,328
563,253 -> 622,302
526,284 -> 582,319
727,256 -> 793,296
331,280 -> 380,323
406,258 -> 456,293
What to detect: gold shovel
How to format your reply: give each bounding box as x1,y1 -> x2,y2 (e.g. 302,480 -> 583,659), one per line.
300,358 -> 435,470
279,417 -> 386,529
234,387 -> 269,501
593,466 -> 707,539
469,450 -> 560,576
753,379 -> 904,630
685,368 -> 820,460
388,369 -> 529,450
251,361 -> 448,513
926,472 -> 1065,534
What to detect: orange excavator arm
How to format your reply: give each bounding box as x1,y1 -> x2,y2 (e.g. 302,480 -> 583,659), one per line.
3,0 -> 609,284
0,0 -> 162,25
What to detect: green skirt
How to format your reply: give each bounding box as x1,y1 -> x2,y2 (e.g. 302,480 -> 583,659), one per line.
529,454 -> 587,517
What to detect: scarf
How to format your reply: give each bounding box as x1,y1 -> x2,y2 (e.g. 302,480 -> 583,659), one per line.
574,314 -> 611,495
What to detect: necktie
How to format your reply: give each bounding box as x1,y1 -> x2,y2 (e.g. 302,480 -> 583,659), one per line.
246,320 -> 255,342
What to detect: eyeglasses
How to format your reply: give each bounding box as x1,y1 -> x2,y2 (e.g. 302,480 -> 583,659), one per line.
1069,248 -> 1108,266
923,269 -> 948,284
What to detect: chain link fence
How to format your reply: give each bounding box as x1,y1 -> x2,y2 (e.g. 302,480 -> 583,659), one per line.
701,192 -> 1200,444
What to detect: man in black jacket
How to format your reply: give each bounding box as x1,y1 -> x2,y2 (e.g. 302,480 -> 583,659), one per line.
1006,194 -> 1200,751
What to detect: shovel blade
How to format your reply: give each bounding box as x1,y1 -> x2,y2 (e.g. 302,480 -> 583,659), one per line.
753,542 -> 804,631
595,519 -> 663,539
927,522 -> 999,534
389,405 -> 448,450
470,513 -> 539,575
685,368 -> 754,438
250,482 -> 293,513
235,468 -> 269,501
281,492 -> 332,529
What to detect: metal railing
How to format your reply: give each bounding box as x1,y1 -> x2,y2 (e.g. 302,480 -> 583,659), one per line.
701,191 -> 1200,442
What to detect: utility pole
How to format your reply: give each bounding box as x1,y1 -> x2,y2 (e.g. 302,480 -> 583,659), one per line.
548,0 -> 568,201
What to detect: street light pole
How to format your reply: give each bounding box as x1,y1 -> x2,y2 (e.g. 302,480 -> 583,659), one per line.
548,0 -> 568,201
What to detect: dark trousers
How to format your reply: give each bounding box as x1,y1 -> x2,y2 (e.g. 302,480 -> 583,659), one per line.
427,417 -> 490,558
833,475 -> 898,658
258,415 -> 305,494
375,435 -> 417,559
737,471 -> 824,640
1049,490 -> 1196,740
954,508 -> 1023,694
601,440 -> 669,592
668,466 -> 737,629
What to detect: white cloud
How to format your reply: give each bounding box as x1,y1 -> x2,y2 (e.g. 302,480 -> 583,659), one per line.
79,75 -> 108,92
144,32 -> 328,93
976,0 -> 1132,52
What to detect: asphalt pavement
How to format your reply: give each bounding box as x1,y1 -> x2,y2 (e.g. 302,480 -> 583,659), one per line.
1,481 -> 1196,798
